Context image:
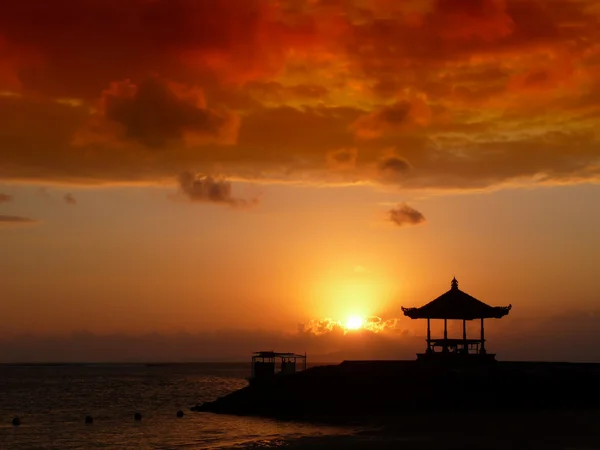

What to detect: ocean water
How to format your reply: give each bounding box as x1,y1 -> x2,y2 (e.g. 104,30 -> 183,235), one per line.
0,363 -> 354,449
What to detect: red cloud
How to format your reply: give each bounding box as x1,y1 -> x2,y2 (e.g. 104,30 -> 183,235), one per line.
436,0 -> 515,41
351,96 -> 432,139
0,0 -> 599,190
0,0 -> 332,97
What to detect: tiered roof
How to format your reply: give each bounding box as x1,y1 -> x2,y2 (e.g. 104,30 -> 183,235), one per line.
401,278 -> 512,320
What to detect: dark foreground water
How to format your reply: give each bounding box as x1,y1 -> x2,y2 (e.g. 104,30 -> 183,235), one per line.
0,363 -> 354,449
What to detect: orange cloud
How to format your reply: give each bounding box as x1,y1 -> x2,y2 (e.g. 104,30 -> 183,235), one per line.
0,0 -> 599,190
299,315 -> 402,336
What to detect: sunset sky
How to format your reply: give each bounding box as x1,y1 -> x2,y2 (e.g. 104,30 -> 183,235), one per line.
1,0 -> 600,362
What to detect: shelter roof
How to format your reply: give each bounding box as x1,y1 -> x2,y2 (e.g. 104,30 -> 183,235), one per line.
401,278 -> 512,320
253,351 -> 306,358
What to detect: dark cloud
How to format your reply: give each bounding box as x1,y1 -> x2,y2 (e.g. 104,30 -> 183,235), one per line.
0,193 -> 12,203
377,102 -> 412,124
99,76 -> 239,148
388,203 -> 426,227
351,100 -> 431,139
177,171 -> 259,208
0,215 -> 37,224
327,148 -> 357,170
378,156 -> 412,182
64,193 -> 76,205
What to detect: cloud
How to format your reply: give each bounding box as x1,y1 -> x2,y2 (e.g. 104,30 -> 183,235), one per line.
377,155 -> 412,183
436,0 -> 515,41
326,148 -> 358,170
388,203 -> 426,227
177,171 -> 259,208
79,76 -> 239,148
0,193 -> 12,203
0,0 -> 599,190
64,193 -> 76,205
245,81 -> 330,105
298,315 -> 402,336
0,215 -> 37,224
351,98 -> 432,139
3,309 -> 600,362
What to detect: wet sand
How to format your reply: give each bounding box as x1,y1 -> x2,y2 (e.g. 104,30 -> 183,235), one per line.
274,410 -> 600,449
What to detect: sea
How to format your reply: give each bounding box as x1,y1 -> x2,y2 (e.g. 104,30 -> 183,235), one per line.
0,363 -> 359,449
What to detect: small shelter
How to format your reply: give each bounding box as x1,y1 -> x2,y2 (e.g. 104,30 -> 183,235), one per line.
251,351 -> 307,380
401,278 -> 511,361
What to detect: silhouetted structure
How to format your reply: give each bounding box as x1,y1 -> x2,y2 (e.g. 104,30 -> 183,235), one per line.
402,277 -> 511,361
251,351 -> 307,381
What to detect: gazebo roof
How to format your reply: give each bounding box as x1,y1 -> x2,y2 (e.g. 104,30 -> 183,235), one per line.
401,278 -> 512,320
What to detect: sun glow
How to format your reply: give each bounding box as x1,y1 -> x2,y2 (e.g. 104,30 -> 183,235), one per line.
345,315 -> 364,330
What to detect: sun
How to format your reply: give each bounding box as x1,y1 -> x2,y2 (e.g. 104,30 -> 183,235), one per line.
345,315 -> 364,330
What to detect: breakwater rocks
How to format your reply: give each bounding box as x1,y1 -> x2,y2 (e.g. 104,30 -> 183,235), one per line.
192,360 -> 600,424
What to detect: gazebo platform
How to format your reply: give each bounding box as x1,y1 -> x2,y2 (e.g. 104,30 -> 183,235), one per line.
416,351 -> 497,364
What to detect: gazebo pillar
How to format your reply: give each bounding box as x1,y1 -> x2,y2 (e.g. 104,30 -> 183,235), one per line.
443,319 -> 448,352
426,318 -> 431,353
462,319 -> 467,353
480,318 -> 486,354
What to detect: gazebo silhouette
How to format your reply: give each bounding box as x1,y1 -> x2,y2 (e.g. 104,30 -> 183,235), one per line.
401,278 -> 512,361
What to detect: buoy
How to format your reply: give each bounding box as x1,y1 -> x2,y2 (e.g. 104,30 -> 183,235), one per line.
176,410 -> 184,418
12,417 -> 20,426
134,412 -> 142,421
85,415 -> 93,424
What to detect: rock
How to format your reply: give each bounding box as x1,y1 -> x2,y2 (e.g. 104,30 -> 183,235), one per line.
134,412 -> 142,421
12,417 -> 20,426
85,415 -> 93,424
176,410 -> 184,418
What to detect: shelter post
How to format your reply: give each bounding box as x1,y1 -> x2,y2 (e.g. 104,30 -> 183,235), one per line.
480,318 -> 486,354
462,319 -> 467,353
443,319 -> 448,352
427,318 -> 431,353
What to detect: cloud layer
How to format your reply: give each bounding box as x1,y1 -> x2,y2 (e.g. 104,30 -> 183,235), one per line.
0,215 -> 37,224
3,310 -> 600,363
1,0 -> 599,189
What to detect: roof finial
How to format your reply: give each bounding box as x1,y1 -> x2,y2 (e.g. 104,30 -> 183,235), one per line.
451,277 -> 458,290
